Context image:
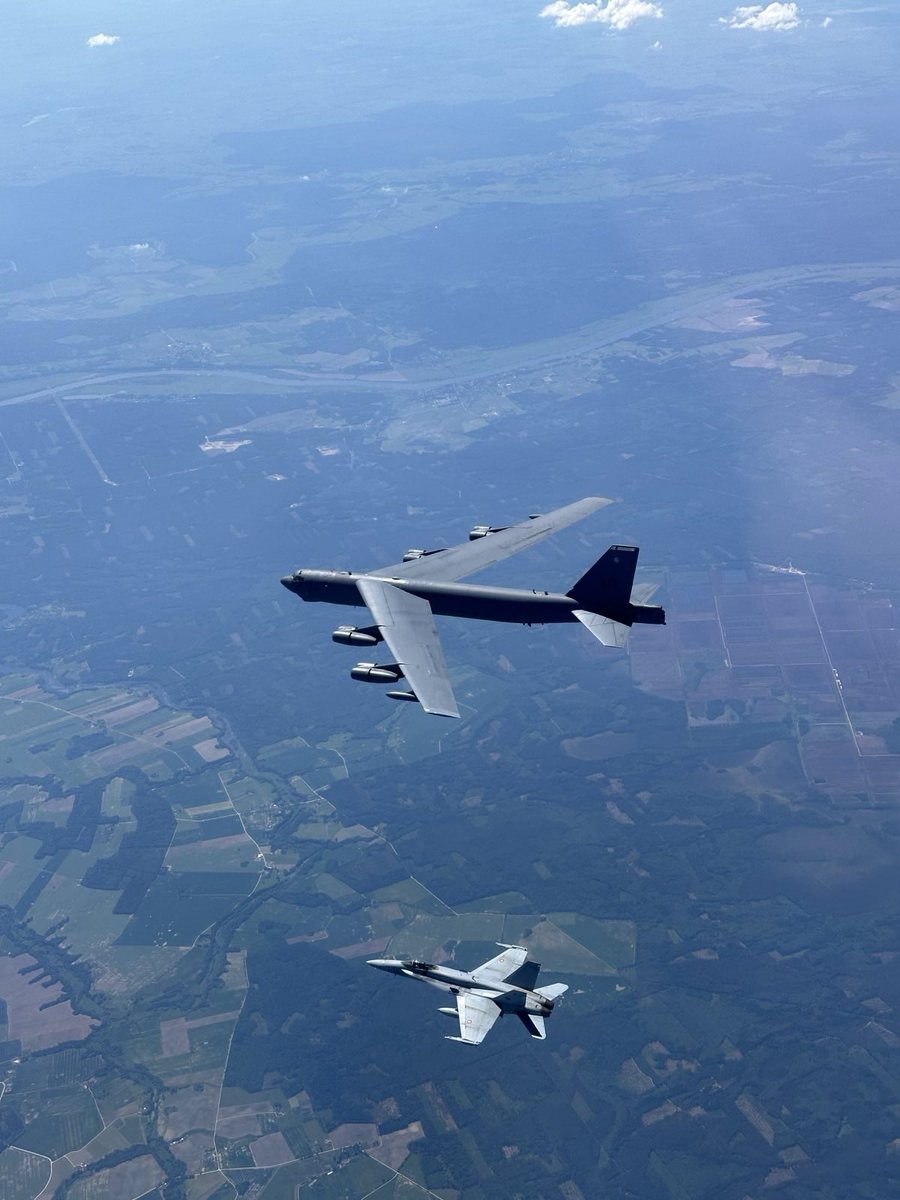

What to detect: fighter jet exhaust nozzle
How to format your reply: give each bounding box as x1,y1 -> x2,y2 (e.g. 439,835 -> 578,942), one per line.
351,663 -> 403,683
333,625 -> 381,647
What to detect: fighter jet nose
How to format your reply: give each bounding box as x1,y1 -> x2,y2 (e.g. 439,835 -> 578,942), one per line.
280,575 -> 297,590
367,959 -> 399,971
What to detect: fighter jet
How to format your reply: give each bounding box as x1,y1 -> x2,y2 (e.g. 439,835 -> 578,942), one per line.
368,945 -> 568,1044
281,496 -> 665,718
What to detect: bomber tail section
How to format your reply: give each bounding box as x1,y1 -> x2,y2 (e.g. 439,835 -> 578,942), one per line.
569,545 -> 638,612
568,545 -> 665,629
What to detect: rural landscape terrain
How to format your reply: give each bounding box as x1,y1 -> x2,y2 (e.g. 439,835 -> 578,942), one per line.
3,1 -> 900,1197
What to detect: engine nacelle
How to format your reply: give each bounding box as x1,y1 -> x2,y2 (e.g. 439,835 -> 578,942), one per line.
351,662 -> 403,684
469,515 -> 540,540
333,625 -> 381,647
438,1007 -> 457,1018
387,690 -> 419,704
469,524 -> 505,541
402,547 -> 447,562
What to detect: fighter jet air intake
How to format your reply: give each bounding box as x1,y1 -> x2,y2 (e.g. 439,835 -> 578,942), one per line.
368,945 -> 569,1044
281,497 -> 665,717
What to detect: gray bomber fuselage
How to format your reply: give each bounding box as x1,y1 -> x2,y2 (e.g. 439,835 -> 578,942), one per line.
282,569 -> 598,626
367,959 -> 554,1017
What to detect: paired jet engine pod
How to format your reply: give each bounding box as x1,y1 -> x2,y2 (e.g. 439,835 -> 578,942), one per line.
402,547 -> 446,562
439,1007 -> 458,1018
469,515 -> 540,541
332,625 -> 381,647
468,524 -> 504,541
351,662 -> 403,684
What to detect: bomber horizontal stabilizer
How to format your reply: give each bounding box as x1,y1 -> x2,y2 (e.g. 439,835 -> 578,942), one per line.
572,609 -> 630,648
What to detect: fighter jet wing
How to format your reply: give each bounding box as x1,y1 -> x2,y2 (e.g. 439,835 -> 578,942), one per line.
355,578 -> 459,718
373,496 -> 613,583
447,992 -> 501,1045
470,945 -> 535,988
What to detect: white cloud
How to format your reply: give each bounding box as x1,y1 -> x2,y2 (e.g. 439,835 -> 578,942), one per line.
540,0 -> 663,30
721,3 -> 801,29
86,33 -> 120,48
822,15 -> 833,25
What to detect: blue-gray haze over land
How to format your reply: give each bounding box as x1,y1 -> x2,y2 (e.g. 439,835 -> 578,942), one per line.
1,2 -> 899,1197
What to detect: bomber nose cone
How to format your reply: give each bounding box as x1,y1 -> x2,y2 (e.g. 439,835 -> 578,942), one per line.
281,574 -> 298,591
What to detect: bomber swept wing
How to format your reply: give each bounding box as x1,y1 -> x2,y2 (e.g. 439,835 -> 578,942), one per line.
357,497 -> 613,715
373,496 -> 613,583
355,578 -> 459,718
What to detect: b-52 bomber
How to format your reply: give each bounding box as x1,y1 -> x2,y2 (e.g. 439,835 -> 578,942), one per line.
368,945 -> 568,1044
281,496 -> 665,718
